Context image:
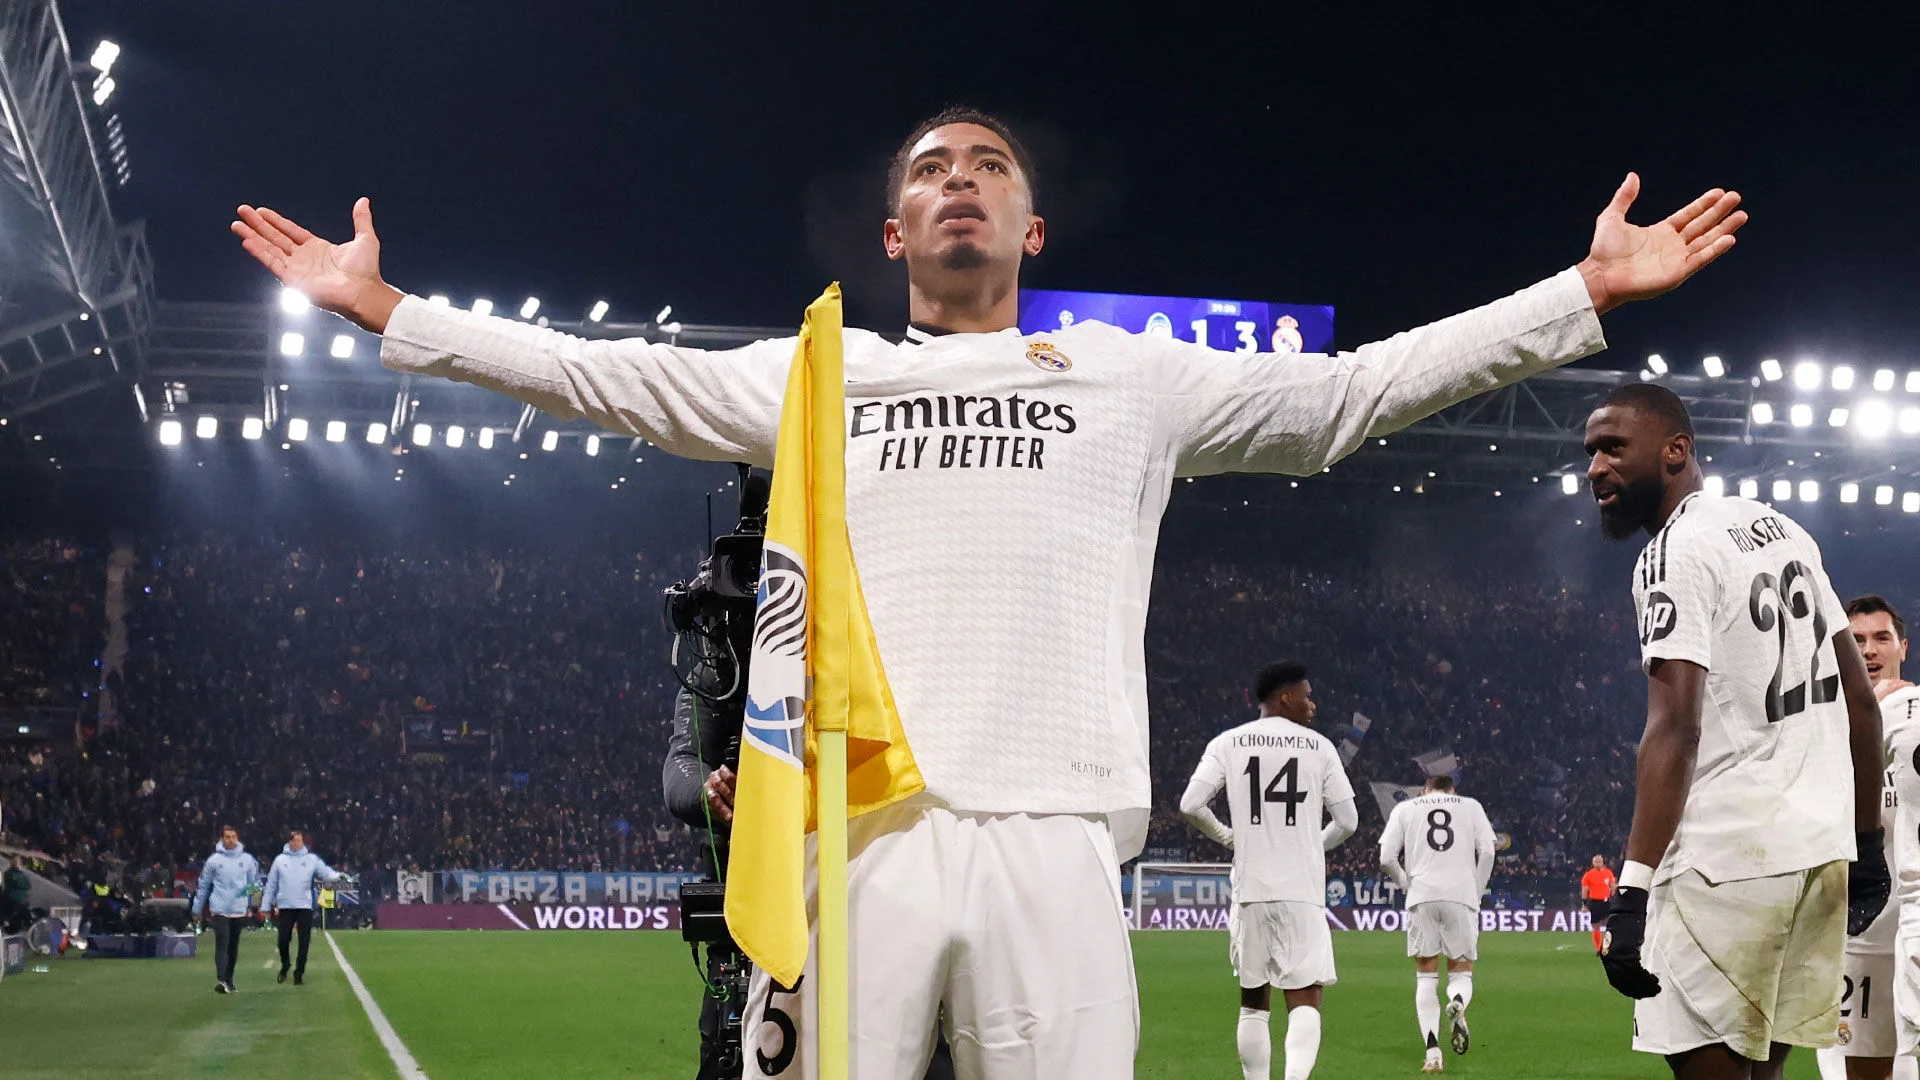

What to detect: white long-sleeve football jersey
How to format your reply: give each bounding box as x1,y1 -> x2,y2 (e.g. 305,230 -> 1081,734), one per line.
1856,685 -> 1920,952
1379,791 -> 1496,908
383,269 -> 1604,859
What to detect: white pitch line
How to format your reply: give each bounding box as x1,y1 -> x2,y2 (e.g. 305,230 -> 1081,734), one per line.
325,931 -> 430,1080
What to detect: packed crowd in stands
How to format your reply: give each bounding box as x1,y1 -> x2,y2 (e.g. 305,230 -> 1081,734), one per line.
2,517 -> 1642,909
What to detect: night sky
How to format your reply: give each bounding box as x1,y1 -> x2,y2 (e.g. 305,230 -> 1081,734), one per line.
62,2 -> 1920,372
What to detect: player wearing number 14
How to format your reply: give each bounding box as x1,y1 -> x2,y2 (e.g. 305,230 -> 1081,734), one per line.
1181,662 -> 1359,1080
1584,384 -> 1890,1080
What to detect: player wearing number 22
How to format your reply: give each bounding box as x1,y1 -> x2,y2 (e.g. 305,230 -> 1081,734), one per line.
1584,383 -> 1891,1080
1181,662 -> 1359,1080
1379,775 -> 1496,1073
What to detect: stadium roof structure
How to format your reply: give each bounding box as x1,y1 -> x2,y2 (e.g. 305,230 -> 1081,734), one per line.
0,0 -> 152,424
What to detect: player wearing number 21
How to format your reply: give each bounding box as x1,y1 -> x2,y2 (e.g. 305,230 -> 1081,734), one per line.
1180,662 -> 1359,1080
1378,775 -> 1496,1073
1583,383 -> 1890,1080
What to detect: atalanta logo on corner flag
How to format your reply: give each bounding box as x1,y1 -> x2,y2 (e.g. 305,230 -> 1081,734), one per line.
744,541 -> 809,769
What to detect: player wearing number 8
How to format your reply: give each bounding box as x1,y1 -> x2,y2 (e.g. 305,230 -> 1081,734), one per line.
1180,662 -> 1359,1080
1583,384 -> 1890,1079
1379,776 -> 1496,1073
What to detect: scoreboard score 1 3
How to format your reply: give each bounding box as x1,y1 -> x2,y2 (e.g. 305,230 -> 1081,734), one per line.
1017,289 -> 1335,355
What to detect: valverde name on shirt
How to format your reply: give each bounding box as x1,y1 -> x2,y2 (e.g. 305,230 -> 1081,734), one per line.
850,391 -> 1078,473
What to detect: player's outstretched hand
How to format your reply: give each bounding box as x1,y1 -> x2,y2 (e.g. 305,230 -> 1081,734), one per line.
230,198 -> 402,334
1576,173 -> 1747,316
1598,886 -> 1661,999
1849,829 -> 1892,935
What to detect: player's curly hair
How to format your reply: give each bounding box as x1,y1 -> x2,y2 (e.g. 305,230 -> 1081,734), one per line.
888,106 -> 1037,216
1846,594 -> 1907,641
1254,662 -> 1309,705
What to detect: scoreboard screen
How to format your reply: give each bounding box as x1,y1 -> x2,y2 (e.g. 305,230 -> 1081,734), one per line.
1018,289 -> 1335,355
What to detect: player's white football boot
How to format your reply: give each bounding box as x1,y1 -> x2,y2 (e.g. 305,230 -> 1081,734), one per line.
1422,1046 -> 1444,1072
1447,999 -> 1470,1055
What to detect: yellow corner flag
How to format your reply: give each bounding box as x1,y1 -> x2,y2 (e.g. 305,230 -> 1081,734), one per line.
726,285 -> 924,1006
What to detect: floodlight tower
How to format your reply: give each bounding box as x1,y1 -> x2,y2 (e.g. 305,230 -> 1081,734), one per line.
0,0 -> 153,422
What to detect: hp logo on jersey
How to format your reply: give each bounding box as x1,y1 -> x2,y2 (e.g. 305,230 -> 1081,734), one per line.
1640,591 -> 1677,646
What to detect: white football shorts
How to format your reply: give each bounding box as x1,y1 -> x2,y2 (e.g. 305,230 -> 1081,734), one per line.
1406,900 -> 1479,961
1832,943 -> 1897,1058
739,795 -> 1138,1080
1894,921 -> 1920,1058
1632,861 -> 1847,1061
1228,900 -> 1336,991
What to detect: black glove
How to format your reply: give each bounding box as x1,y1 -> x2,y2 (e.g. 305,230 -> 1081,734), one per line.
1600,886 -> 1662,999
1849,829 -> 1891,936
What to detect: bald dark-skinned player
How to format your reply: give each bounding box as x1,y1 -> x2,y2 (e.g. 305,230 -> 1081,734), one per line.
1583,383 -> 1889,1080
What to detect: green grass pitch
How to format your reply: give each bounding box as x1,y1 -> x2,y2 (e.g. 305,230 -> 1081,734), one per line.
0,929 -> 1833,1078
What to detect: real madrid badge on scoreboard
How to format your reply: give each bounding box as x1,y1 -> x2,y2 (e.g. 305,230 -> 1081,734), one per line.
1017,288 -> 1334,355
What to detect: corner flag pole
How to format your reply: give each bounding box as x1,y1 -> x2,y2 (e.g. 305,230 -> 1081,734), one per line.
816,730 -> 850,1079
810,283 -> 851,1080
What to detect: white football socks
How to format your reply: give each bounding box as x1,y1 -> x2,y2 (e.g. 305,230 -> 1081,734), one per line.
1283,1005 -> 1321,1080
1449,970 -> 1474,1012
1237,1007 -> 1271,1080
1416,972 -> 1442,1049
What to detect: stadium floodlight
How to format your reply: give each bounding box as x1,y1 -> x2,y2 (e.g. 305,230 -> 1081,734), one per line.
655,304 -> 673,324
412,423 -> 432,447
91,40 -> 122,73
242,417 -> 264,441
585,435 -> 602,457
366,422 -> 388,444
279,332 -> 305,357
471,298 -> 494,317
1739,478 -> 1760,499
1704,475 -> 1726,497
279,287 -> 312,315
326,420 -> 347,443
195,416 -> 217,439
329,334 -> 355,359
1876,369 -> 1897,392
1559,473 -> 1578,495
92,76 -> 116,106
1878,485 -> 1897,506
1771,479 -> 1792,501
288,418 -> 310,442
1909,371 -> 1920,394
1750,403 -> 1774,425
1832,366 -> 1856,391
478,428 -> 496,449
158,419 -> 182,446
428,294 -> 451,308
541,430 -> 559,452
1793,362 -> 1822,390
1646,353 -> 1668,375
588,300 -> 610,322
1639,370 -> 1656,382
1789,404 -> 1813,427
1799,480 -> 1820,503
446,425 -> 466,448
1857,400 -> 1893,437
661,321 -> 683,335
1760,358 -> 1783,382
1902,408 -> 1920,435
1828,407 -> 1850,428
520,297 -> 541,319
1702,355 -> 1725,378
1841,483 -> 1861,504
1907,493 -> 1920,515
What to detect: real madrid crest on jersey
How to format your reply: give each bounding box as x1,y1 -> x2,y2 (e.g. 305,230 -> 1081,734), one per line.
1027,342 -> 1071,372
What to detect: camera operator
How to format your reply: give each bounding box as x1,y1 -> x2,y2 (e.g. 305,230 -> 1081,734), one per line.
663,689 -> 736,860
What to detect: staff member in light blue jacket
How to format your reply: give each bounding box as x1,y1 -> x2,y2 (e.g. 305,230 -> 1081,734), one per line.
261,830 -> 346,985
191,825 -> 260,994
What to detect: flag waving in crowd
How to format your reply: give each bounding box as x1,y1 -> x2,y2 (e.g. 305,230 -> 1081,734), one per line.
726,284 -> 924,995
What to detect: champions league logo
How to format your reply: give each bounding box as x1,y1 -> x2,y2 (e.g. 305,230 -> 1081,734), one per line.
743,543 -> 809,768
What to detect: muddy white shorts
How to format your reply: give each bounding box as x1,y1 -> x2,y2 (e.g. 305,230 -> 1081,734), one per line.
1631,861 -> 1846,1061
